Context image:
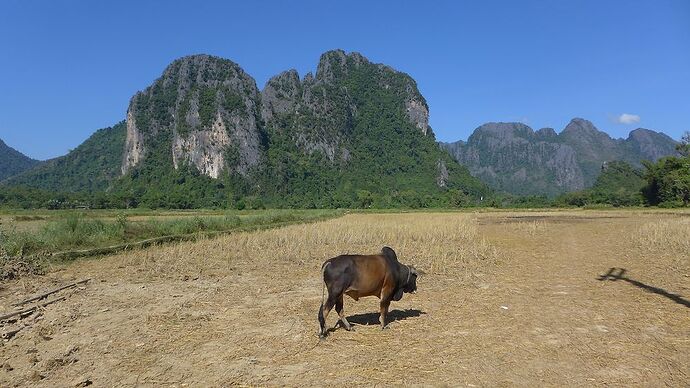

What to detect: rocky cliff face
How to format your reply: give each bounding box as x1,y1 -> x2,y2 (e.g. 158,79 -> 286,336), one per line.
261,50 -> 431,162
122,55 -> 263,178
625,128 -> 678,162
123,50 -> 433,180
441,118 -> 678,196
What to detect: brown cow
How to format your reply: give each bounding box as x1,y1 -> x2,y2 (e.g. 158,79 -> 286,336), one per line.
318,246 -> 418,338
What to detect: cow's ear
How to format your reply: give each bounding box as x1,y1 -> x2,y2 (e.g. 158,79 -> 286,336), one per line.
392,288 -> 404,301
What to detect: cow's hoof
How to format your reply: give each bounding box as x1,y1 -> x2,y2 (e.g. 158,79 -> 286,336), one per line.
319,334 -> 327,340
346,326 -> 355,332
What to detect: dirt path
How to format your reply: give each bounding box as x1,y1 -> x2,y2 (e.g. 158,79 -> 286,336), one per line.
0,212 -> 688,386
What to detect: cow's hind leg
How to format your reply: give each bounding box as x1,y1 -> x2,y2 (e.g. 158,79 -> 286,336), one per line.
318,293 -> 337,338
335,295 -> 353,331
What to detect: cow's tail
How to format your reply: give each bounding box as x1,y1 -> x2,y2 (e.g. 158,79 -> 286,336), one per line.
318,261 -> 331,337
320,261 -> 331,307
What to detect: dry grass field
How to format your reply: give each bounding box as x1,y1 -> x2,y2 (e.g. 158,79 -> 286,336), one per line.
0,210 -> 688,386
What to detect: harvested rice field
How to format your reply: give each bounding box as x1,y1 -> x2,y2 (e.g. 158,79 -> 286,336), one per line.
1,210 -> 688,386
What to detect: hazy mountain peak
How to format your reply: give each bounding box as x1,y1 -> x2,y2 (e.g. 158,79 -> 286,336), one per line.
562,118 -> 602,136
628,127 -> 673,140
626,127 -> 679,161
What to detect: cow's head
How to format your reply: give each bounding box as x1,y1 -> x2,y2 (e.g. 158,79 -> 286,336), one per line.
403,265 -> 418,294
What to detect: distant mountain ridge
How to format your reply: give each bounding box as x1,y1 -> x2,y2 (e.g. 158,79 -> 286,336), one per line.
0,139 -> 39,181
440,118 -> 678,196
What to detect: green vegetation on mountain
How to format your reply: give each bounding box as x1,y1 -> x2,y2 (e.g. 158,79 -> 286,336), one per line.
0,139 -> 39,181
592,161 -> 646,194
554,161 -> 645,207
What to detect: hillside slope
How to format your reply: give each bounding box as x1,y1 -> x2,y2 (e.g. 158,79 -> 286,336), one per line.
0,139 -> 39,181
3,122 -> 126,192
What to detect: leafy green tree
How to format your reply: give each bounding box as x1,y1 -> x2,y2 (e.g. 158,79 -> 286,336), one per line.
642,156 -> 690,206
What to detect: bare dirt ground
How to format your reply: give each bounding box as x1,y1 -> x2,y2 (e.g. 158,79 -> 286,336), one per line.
1,211 -> 688,387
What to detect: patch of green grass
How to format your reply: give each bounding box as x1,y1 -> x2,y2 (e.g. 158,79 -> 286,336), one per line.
0,209 -> 343,258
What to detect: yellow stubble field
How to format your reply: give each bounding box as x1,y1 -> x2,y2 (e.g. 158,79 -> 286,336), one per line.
1,210 -> 688,386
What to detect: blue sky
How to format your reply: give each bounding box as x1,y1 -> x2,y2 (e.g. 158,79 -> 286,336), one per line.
1,0 -> 688,160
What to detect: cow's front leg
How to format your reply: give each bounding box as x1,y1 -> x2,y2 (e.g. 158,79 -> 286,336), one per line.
335,295 -> 353,331
379,299 -> 391,329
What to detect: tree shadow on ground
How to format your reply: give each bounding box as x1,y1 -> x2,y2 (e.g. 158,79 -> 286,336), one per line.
598,267 -> 690,308
346,308 -> 427,326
